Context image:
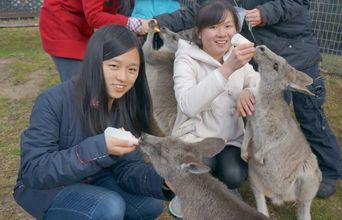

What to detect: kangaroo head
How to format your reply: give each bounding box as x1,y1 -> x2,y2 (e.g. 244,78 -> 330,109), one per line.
139,134 -> 225,180
158,27 -> 180,52
144,20 -> 180,52
255,45 -> 314,96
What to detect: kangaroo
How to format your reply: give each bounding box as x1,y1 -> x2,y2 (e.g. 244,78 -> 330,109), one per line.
241,45 -> 322,220
142,22 -> 180,136
139,134 -> 270,220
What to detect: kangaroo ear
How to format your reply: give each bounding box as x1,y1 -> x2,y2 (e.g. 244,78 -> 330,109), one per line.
181,162 -> 211,174
287,67 -> 314,96
287,83 -> 315,96
194,138 -> 226,158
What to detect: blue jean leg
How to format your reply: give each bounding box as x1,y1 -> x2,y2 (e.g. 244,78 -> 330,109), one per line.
51,56 -> 82,82
292,75 -> 342,179
93,174 -> 164,220
43,183 -> 126,220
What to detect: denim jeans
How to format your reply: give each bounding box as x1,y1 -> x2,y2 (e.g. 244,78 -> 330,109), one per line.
43,174 -> 164,220
284,64 -> 342,180
51,56 -> 82,82
203,145 -> 248,189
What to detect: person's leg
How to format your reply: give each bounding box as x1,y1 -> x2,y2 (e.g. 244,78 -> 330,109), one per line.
292,65 -> 342,198
43,183 -> 126,220
94,175 -> 164,220
51,56 -> 82,82
213,145 -> 248,189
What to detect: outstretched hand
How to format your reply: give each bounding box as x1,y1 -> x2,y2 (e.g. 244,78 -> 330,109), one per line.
105,135 -> 138,156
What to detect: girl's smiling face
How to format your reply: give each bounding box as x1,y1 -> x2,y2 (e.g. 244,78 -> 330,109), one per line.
102,48 -> 140,106
199,10 -> 237,61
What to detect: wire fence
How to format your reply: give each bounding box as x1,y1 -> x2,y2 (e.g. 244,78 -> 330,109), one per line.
310,0 -> 342,75
0,0 -> 41,18
0,0 -> 341,75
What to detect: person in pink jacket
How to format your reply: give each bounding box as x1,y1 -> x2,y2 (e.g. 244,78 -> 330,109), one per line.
168,1 -> 259,218
39,0 -> 150,82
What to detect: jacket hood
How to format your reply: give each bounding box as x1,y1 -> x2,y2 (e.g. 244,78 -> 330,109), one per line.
176,39 -> 232,68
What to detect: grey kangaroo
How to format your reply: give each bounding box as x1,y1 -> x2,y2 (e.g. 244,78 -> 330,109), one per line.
142,22 -> 180,136
241,45 -> 322,220
140,134 -> 270,220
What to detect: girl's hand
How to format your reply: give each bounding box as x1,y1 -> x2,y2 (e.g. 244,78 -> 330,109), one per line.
105,133 -> 138,156
139,19 -> 151,35
219,43 -> 255,79
236,89 -> 256,117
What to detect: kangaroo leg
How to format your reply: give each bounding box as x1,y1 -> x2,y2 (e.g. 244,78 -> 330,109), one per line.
297,200 -> 311,220
252,186 -> 269,217
241,119 -> 252,161
295,158 -> 321,220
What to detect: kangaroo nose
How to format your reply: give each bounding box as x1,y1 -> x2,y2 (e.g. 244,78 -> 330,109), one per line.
160,27 -> 166,32
257,45 -> 265,53
140,133 -> 148,141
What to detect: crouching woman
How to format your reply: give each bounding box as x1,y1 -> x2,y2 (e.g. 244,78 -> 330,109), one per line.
13,24 -> 172,220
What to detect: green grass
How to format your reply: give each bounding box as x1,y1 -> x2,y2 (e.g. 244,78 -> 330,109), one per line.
0,27 -> 341,220
321,53 -> 342,75
0,27 -> 42,57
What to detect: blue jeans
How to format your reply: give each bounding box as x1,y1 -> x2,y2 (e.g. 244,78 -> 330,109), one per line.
51,56 -> 82,82
43,175 -> 164,220
284,64 -> 342,180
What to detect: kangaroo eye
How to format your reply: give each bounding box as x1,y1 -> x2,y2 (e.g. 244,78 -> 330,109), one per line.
273,63 -> 279,71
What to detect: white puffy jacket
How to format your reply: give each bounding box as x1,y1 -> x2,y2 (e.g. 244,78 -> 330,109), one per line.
171,39 -> 259,147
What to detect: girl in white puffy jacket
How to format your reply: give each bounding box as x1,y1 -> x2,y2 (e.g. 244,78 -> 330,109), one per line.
169,1 -> 259,218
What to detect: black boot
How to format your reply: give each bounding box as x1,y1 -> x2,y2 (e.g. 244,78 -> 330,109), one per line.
316,178 -> 338,199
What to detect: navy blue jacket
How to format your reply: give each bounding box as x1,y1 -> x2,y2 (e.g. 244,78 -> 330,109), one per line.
156,0 -> 321,73
13,80 -> 167,219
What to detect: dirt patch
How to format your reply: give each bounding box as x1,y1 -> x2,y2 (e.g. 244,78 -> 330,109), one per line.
0,58 -> 46,100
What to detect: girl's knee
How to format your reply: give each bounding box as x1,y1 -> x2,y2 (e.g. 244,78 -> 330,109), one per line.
215,146 -> 248,188
93,192 -> 126,220
220,164 -> 248,188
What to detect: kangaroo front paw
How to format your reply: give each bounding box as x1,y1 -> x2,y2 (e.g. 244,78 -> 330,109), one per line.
254,153 -> 265,165
241,151 -> 249,162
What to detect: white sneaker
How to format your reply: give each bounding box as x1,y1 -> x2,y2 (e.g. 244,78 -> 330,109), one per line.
168,196 -> 183,218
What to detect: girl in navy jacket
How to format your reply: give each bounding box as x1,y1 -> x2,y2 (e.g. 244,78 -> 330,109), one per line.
13,24 -> 172,220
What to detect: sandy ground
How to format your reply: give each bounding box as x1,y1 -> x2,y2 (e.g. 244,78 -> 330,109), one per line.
0,58 -> 45,100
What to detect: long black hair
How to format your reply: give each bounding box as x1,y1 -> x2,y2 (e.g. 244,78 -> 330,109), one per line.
192,0 -> 239,48
74,24 -> 153,137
